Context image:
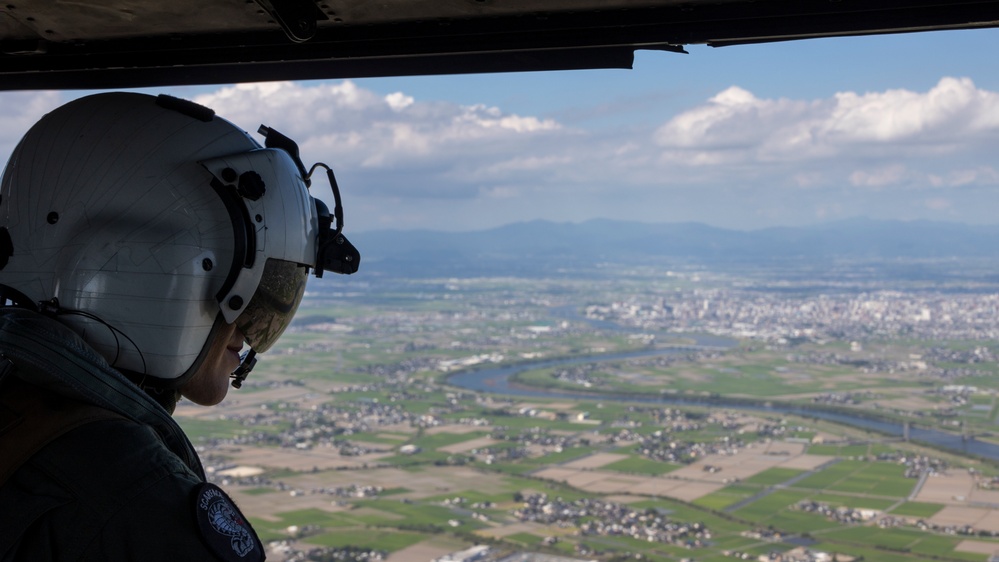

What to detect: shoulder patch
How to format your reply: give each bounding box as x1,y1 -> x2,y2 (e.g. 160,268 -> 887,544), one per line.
193,483 -> 264,561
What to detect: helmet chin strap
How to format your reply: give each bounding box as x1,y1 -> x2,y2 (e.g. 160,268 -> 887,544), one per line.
230,349 -> 257,389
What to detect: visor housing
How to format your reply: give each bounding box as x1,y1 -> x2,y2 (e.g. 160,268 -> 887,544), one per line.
201,148 -> 318,328
234,258 -> 308,352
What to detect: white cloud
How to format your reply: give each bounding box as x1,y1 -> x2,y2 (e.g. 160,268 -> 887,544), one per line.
654,77 -> 999,169
0,91 -> 62,165
848,165 -> 910,188
654,86 -> 826,160
928,166 -> 999,188
827,77 -> 999,143
385,92 -> 414,111
195,81 -> 390,138
193,81 -> 571,201
4,76 -> 999,231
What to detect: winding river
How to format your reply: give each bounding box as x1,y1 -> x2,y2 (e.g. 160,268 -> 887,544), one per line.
446,331 -> 999,463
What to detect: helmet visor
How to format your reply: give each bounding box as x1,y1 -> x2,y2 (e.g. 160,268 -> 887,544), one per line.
234,258 -> 308,353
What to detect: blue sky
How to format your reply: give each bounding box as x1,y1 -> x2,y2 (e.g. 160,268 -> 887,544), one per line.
3,29 -> 999,232
356,30 -> 999,119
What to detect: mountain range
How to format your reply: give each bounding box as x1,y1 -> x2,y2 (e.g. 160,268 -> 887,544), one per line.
345,218 -> 999,277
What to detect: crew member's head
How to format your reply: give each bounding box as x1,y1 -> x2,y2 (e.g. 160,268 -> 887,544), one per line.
0,92 -> 359,395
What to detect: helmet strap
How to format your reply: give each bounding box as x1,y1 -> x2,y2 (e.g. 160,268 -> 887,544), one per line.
230,349 -> 257,389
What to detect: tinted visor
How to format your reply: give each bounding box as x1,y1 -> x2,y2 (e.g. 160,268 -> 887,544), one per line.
234,258 -> 308,353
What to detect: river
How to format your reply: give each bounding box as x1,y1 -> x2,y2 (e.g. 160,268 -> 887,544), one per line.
446,331 -> 999,463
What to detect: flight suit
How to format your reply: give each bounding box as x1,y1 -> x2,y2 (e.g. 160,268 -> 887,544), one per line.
0,308 -> 265,561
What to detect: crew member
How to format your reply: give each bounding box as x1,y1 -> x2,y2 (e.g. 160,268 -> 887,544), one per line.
0,92 -> 359,561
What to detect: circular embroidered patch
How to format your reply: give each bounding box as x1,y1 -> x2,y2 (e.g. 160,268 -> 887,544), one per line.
193,483 -> 264,561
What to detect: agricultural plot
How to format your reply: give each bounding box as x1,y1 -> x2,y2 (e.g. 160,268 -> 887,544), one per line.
742,467 -> 806,486
793,460 -> 915,497
819,526 -> 970,557
890,501 -> 946,518
807,443 -> 878,457
530,445 -> 599,465
692,484 -> 760,510
188,368 -> 999,562
731,489 -> 841,534
804,492 -> 897,511
601,456 -> 683,476
534,347 -> 932,402
170,273 -> 999,561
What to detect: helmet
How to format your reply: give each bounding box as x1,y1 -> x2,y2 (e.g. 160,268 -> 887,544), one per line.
0,92 -> 359,385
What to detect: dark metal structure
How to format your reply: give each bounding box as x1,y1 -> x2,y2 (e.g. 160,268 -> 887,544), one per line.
2,1 -> 999,89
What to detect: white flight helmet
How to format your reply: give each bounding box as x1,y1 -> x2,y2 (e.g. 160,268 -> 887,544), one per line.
0,92 -> 359,386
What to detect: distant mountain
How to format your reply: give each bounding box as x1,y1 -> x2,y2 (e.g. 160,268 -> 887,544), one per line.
346,218 -> 999,277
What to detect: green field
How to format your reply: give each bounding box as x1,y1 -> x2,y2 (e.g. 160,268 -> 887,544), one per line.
307,528 -> 427,551
794,460 -> 915,497
179,272 -> 999,562
889,501 -> 946,518
743,467 -> 805,486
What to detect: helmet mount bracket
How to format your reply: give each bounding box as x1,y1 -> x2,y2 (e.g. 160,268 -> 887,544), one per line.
257,125 -> 361,278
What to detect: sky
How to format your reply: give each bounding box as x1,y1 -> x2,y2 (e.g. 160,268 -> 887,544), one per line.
2,29 -> 999,232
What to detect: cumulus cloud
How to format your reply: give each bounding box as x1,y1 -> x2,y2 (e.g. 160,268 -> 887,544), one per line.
654,77 -> 999,171
186,78 -> 999,228
655,86 -> 827,160
828,77 -> 999,143
193,81 -> 567,200
3,77 -> 998,231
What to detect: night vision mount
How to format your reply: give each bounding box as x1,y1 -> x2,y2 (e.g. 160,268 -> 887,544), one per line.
229,126 -> 360,390
258,125 -> 360,277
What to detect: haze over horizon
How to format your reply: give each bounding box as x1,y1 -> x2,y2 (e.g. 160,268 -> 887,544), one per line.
3,30 -> 999,233
353,215 -> 999,235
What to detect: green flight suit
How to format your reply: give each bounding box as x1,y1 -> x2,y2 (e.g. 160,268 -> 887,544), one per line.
0,308 -> 264,561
